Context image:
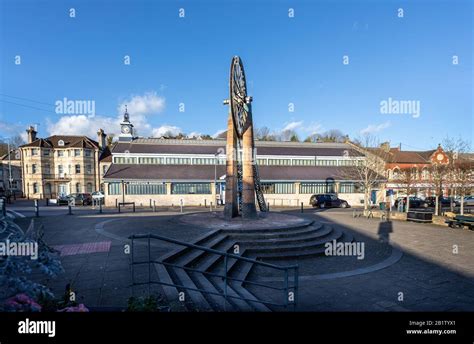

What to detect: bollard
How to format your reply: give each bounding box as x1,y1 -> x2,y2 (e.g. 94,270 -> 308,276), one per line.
267,203 -> 270,212
34,200 -> 39,217
133,203 -> 136,213
46,198 -> 49,207
301,202 -> 304,213
210,202 -> 213,212
180,199 -> 183,213
204,199 -> 207,208
149,199 -> 152,208
153,200 -> 156,212
68,205 -> 72,215
115,199 -> 118,208
99,200 -> 103,214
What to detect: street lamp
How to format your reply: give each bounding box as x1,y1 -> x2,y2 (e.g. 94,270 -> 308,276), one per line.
214,153 -> 218,205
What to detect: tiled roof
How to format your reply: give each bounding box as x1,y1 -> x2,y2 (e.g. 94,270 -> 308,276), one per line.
111,139 -> 363,157
21,135 -> 99,149
103,164 -> 364,181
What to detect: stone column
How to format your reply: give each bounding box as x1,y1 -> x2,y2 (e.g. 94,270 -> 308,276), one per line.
224,112 -> 238,218
241,117 -> 257,219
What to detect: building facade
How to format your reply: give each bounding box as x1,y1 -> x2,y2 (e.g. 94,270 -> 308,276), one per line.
0,148 -> 22,196
102,113 -> 374,207
19,126 -> 111,199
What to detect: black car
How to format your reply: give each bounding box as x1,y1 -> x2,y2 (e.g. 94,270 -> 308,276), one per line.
56,195 -> 70,205
394,197 -> 428,209
67,193 -> 93,206
310,194 -> 350,208
425,196 -> 454,207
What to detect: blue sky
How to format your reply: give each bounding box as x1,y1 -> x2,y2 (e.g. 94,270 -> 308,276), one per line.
0,0 -> 472,150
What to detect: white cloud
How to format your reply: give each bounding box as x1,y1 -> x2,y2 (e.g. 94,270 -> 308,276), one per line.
47,115 -> 119,138
301,122 -> 323,135
117,91 -> 165,116
360,121 -> 391,135
46,91 -> 167,138
212,129 -> 227,138
152,125 -> 182,137
187,131 -> 202,139
282,121 -> 303,131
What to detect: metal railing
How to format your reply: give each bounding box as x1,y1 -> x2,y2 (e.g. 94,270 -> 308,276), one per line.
129,233 -> 299,311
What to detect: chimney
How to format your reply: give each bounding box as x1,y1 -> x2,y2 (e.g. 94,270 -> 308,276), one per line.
26,126 -> 37,143
380,141 -> 390,152
97,128 -> 106,149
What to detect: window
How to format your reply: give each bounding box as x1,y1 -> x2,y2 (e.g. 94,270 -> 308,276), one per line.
75,165 -> 81,174
421,168 -> 429,180
339,182 -> 363,193
268,159 -> 291,166
292,159 -> 315,166
108,183 -> 122,195
86,164 -> 92,174
74,149 -> 81,157
43,149 -> 50,156
127,183 -> 167,195
85,149 -> 92,157
114,157 -> 137,164
257,158 -> 268,165
86,183 -> 93,193
44,164 -> 51,174
58,150 -> 64,157
76,183 -> 81,193
33,183 -> 39,194
166,157 -> 191,165
32,164 -> 37,174
32,148 -> 38,156
58,165 -> 64,174
261,182 -> 295,194
138,157 -> 164,164
58,140 -> 65,147
171,183 -> 211,194
300,183 -> 327,194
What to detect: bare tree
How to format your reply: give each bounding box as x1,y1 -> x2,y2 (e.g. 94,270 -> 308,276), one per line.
428,163 -> 449,215
451,159 -> 474,215
255,127 -> 271,141
394,167 -> 418,212
341,134 -> 388,214
442,136 -> 471,211
316,129 -> 347,143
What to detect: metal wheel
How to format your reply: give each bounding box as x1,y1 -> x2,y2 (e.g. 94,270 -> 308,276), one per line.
229,56 -> 250,138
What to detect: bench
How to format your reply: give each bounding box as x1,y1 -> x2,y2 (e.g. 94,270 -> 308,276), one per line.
118,202 -> 136,213
445,215 -> 474,230
407,211 -> 433,223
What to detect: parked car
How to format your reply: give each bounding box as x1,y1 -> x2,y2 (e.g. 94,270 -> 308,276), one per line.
394,197 -> 428,209
56,195 -> 70,205
92,191 -> 105,200
425,196 -> 454,207
456,196 -> 474,207
67,193 -> 93,206
310,194 -> 350,208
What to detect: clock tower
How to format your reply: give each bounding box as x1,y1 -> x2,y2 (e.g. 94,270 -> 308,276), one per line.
119,105 -> 134,142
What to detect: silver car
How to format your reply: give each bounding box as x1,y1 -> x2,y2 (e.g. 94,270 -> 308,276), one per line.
456,196 -> 474,207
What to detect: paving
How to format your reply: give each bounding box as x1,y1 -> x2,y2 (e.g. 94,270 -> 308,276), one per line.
8,204 -> 474,311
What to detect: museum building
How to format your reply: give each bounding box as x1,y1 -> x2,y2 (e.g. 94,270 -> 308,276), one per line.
102,112 -> 372,207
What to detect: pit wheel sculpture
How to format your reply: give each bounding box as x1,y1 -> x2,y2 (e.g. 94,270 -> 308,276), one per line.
224,56 -> 267,218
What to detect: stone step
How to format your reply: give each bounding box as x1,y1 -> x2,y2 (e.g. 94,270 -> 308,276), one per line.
238,225 -> 333,247
174,233 -> 228,267
208,276 -> 255,311
188,271 -> 235,311
171,267 -> 214,311
221,219 -> 314,234
255,232 -> 355,259
229,260 -> 271,312
161,229 -> 222,263
246,227 -> 343,254
228,223 -> 324,239
191,240 -> 237,272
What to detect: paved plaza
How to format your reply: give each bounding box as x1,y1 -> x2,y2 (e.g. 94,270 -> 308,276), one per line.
9,201 -> 474,311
